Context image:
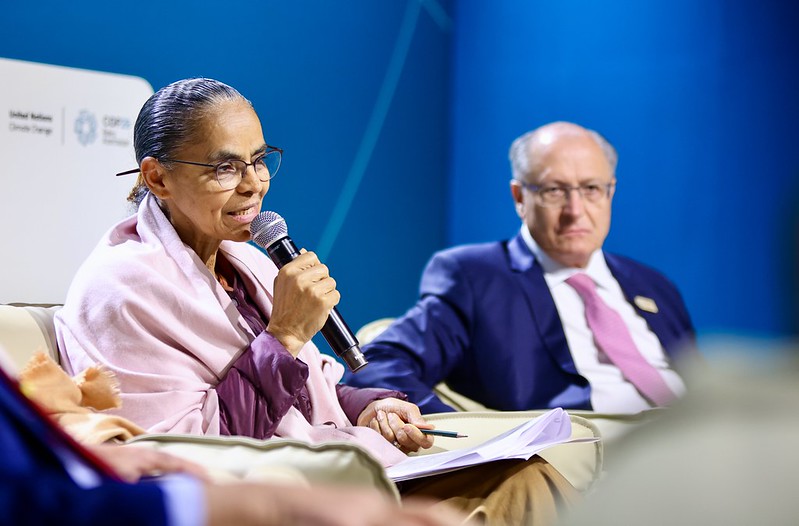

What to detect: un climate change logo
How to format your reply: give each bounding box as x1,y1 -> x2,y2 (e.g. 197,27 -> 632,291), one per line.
74,110 -> 97,146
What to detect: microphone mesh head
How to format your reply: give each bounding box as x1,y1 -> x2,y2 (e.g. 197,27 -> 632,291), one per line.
250,211 -> 288,248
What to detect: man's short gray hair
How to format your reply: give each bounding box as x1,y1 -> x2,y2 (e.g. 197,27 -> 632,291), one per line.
508,122 -> 618,181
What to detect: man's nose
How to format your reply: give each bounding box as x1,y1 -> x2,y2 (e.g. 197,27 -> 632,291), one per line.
562,187 -> 585,215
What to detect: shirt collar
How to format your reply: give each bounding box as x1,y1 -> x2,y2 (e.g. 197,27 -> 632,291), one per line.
519,225 -> 614,289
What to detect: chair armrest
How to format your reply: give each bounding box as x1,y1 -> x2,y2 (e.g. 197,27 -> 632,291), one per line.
0,304 -> 62,374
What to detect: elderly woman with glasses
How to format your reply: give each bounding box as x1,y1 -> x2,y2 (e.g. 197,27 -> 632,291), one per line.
56,77 -> 424,459
55,78 -> 579,525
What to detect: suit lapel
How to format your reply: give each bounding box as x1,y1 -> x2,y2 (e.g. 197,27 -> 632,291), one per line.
605,254 -> 668,343
507,234 -> 579,375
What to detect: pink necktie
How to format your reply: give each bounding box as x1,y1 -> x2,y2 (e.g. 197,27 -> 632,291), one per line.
566,273 -> 676,407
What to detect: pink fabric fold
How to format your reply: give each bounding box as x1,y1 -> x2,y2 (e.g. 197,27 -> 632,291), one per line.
56,194 -> 406,466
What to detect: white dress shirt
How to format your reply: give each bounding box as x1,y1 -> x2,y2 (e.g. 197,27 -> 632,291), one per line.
520,227 -> 685,413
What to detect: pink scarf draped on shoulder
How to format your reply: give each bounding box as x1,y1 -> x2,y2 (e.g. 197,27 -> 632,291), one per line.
56,194 -> 405,466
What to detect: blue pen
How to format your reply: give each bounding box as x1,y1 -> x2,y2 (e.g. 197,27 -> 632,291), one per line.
421,429 -> 469,438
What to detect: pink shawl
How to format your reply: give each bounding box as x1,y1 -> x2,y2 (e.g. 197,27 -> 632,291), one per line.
56,194 -> 405,466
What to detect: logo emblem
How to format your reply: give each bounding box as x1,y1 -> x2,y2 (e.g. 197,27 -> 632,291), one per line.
74,110 -> 97,146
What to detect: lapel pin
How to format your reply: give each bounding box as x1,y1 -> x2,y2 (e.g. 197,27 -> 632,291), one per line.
634,295 -> 659,313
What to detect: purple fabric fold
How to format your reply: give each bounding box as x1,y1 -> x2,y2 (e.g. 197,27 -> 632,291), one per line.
217,331 -> 310,439
216,267 -> 398,436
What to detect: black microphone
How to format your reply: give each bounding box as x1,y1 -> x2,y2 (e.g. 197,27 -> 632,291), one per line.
250,211 -> 368,372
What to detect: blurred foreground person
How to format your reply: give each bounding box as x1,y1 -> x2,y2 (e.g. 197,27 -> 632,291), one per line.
559,348 -> 799,526
0,342 -> 468,526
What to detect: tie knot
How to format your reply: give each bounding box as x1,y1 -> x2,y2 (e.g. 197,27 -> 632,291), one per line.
566,273 -> 597,297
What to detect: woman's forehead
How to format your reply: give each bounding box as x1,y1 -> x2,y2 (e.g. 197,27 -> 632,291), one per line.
184,100 -> 264,157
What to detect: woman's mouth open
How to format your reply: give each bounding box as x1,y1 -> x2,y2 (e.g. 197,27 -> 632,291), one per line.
228,205 -> 259,223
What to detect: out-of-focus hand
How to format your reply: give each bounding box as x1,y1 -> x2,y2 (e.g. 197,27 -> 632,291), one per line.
267,250 -> 340,356
205,482 -> 472,526
87,444 -> 209,483
357,398 -> 435,453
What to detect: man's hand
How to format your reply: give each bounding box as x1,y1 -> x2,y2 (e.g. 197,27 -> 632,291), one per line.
87,443 -> 209,483
205,482 -> 471,526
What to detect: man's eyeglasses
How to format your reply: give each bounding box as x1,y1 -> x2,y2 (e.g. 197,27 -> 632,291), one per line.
517,181 -> 615,208
116,145 -> 283,191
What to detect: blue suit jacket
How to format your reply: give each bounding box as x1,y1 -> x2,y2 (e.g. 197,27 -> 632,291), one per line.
0,368 -> 168,525
346,234 -> 696,414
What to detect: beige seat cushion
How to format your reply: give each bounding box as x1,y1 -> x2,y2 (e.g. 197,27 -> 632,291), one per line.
355,317 -> 396,345
128,433 -> 400,500
436,382 -> 661,443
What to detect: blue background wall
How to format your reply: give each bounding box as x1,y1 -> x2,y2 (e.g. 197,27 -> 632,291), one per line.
2,1 -> 798,354
1,0 -> 453,351
449,0 -> 799,343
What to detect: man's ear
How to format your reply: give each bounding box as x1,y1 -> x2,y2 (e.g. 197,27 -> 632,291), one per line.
140,157 -> 170,199
510,180 -> 525,218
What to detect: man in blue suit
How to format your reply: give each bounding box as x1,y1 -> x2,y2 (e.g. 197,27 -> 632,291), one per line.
0,345 -> 464,525
346,122 -> 696,415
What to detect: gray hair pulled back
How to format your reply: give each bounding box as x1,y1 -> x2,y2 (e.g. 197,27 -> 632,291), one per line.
127,78 -> 251,206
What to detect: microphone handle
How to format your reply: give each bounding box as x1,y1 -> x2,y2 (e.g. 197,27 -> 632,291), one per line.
265,237 -> 368,372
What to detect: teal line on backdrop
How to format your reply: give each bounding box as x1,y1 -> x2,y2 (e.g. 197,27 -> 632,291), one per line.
420,0 -> 453,31
315,0 -> 421,260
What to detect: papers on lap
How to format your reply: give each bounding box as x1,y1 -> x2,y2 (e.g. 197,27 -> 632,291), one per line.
386,408 -> 597,482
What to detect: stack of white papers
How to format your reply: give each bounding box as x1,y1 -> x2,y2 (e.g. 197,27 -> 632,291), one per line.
386,408 -> 597,482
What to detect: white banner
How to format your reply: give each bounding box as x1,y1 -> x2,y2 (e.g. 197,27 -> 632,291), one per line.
0,57 -> 153,303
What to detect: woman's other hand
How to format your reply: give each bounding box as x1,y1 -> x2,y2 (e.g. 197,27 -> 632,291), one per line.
357,398 -> 435,453
267,250 -> 340,356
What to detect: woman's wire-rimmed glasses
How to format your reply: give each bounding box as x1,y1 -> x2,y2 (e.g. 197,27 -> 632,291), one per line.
115,145 -> 283,190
